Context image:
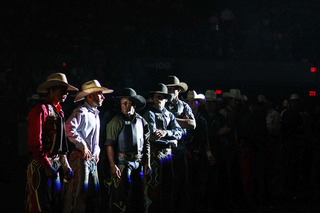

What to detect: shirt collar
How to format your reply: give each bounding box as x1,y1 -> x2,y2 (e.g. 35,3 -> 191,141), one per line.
84,101 -> 100,115
45,97 -> 62,113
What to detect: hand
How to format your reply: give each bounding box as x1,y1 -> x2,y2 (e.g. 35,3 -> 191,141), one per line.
185,150 -> 191,159
208,155 -> 216,166
45,166 -> 58,179
172,140 -> 178,148
217,126 -> 232,135
144,164 -> 151,175
111,165 -> 121,179
81,145 -> 92,160
64,167 -> 74,180
155,129 -> 167,140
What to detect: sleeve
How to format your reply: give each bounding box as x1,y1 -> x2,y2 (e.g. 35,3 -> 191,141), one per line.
27,104 -> 51,168
142,117 -> 151,164
143,110 -> 157,142
65,108 -> 87,149
183,102 -> 195,119
165,112 -> 183,140
105,115 -> 123,146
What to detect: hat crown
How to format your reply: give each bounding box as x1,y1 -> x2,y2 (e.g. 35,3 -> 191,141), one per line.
47,73 -> 69,84
187,90 -> 205,100
82,80 -> 102,91
228,89 -> 241,99
153,83 -> 168,94
167,76 -> 181,84
205,90 -> 217,100
289,93 -> 300,100
120,88 -> 137,97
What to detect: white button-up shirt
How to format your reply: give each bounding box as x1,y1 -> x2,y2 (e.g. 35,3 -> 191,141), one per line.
66,101 -> 101,157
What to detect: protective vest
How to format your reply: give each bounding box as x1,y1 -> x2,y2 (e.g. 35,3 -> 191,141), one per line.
117,114 -> 144,155
42,103 -> 68,155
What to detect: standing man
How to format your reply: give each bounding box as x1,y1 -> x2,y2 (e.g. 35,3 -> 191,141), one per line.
25,73 -> 78,213
165,75 -> 196,213
143,83 -> 183,213
106,87 -> 151,213
64,80 -> 113,213
185,90 -> 215,213
219,89 -> 246,212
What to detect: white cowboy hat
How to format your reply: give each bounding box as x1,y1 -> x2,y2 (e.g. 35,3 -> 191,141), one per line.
224,89 -> 241,100
165,76 -> 188,93
74,80 -> 113,102
205,90 -> 217,101
185,90 -> 205,101
37,73 -> 78,93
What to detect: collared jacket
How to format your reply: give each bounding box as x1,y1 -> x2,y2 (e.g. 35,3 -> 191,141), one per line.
143,105 -> 183,146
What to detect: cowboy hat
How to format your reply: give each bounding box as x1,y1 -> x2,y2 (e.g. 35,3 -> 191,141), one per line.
185,90 -> 205,101
74,80 -> 113,102
149,83 -> 173,100
223,89 -> 241,100
37,73 -> 78,93
114,88 -> 146,110
257,94 -> 267,103
205,90 -> 217,101
289,93 -> 300,100
165,76 -> 188,93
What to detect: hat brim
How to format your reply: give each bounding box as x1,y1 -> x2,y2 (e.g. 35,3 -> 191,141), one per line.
114,95 -> 146,110
74,87 -> 113,102
149,91 -> 173,100
37,81 -> 78,93
223,92 -> 241,100
165,82 -> 188,93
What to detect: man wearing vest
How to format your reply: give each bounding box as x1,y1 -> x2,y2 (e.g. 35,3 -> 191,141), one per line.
25,73 -> 78,213
106,88 -> 151,213
143,83 -> 183,213
64,80 -> 113,213
165,76 -> 196,213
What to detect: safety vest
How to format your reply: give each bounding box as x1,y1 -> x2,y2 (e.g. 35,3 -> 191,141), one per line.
117,114 -> 144,155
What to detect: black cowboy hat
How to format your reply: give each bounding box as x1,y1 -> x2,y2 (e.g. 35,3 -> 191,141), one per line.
114,88 -> 146,110
149,83 -> 173,100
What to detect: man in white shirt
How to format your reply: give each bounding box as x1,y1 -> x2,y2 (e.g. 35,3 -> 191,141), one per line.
63,80 -> 113,213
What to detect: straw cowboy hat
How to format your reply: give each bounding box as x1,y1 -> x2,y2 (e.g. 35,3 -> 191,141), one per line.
114,88 -> 146,110
149,83 -> 173,100
37,73 -> 78,93
223,89 -> 241,100
165,76 -> 188,93
205,90 -> 217,101
185,90 -> 205,101
74,80 -> 113,102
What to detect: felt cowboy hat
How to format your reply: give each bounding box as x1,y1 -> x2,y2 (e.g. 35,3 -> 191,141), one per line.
185,90 -> 206,101
165,76 -> 188,93
223,89 -> 241,100
114,88 -> 146,110
289,93 -> 300,100
37,73 -> 78,93
149,83 -> 173,100
74,79 -> 113,102
205,90 -> 217,101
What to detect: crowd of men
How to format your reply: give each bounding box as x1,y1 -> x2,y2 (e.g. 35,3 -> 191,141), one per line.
25,72 -> 320,213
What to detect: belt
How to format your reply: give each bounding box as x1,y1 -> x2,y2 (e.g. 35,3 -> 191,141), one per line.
118,152 -> 142,162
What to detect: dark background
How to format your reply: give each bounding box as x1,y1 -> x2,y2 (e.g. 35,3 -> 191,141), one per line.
2,0 -> 320,211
